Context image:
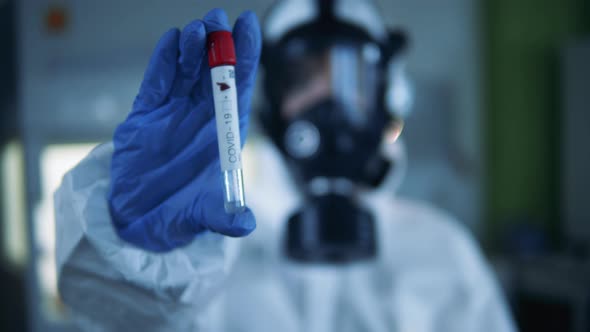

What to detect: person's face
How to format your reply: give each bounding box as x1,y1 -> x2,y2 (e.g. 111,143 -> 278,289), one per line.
281,52 -> 331,119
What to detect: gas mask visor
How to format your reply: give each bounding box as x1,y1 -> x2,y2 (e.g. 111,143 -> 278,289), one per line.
271,36 -> 384,128
267,35 -> 394,191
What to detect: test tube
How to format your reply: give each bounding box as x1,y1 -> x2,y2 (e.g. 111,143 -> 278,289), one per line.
207,31 -> 246,213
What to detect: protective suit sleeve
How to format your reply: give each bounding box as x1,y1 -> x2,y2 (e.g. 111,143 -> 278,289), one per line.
55,143 -> 240,331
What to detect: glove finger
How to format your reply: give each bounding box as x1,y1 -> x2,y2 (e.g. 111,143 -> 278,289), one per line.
187,8 -> 231,113
193,186 -> 256,237
133,28 -> 180,111
171,20 -> 207,97
203,8 -> 231,32
233,10 -> 262,106
114,201 -> 204,252
233,11 -> 262,144
206,206 -> 257,237
109,124 -> 219,224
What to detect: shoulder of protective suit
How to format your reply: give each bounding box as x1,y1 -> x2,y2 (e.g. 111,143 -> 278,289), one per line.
375,196 -> 516,332
383,196 -> 516,331
390,197 -> 469,235
374,195 -> 493,281
369,193 -> 472,240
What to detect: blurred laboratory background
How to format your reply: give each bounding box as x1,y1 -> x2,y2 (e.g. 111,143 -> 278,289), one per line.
0,0 -> 588,331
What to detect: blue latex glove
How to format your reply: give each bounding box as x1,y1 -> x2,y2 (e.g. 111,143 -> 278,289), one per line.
107,9 -> 261,252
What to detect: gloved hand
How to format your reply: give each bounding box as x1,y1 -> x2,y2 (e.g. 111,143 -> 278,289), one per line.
107,8 -> 260,252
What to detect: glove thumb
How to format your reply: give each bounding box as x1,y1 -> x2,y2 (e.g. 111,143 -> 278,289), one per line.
192,188 -> 256,237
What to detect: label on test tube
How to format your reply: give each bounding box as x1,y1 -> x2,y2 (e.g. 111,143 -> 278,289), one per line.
208,30 -> 245,213
211,65 -> 242,171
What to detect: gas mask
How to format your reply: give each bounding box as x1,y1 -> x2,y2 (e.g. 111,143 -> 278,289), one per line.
260,0 -> 409,263
283,94 -> 390,188
281,96 -> 388,263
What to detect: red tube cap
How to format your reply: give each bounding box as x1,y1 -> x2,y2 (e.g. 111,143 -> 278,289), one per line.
207,31 -> 237,67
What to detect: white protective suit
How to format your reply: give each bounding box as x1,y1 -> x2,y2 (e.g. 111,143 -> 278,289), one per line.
55,139 -> 516,332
